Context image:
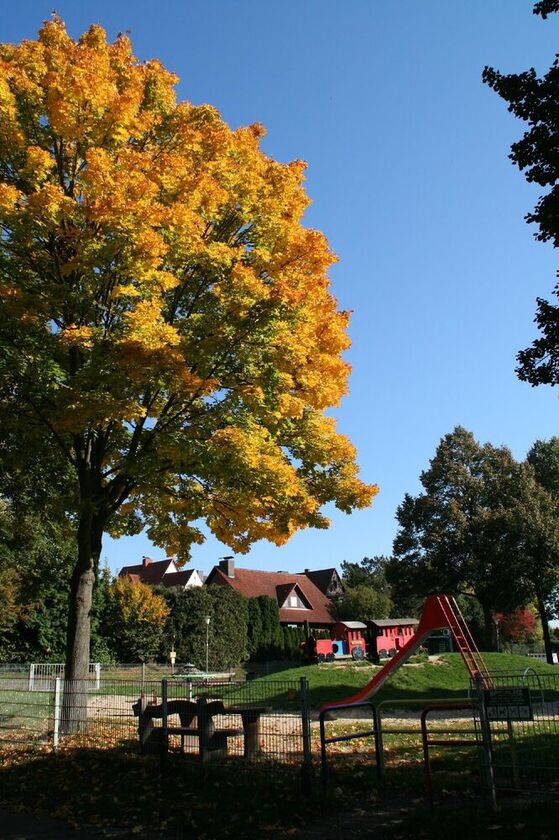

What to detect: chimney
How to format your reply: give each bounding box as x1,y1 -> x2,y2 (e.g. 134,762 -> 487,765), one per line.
219,557 -> 235,578
142,556 -> 152,568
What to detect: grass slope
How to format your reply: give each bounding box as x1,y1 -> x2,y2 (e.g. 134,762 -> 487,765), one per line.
254,652 -> 559,709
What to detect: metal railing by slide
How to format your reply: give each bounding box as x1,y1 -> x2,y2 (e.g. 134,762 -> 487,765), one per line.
319,700 -> 381,792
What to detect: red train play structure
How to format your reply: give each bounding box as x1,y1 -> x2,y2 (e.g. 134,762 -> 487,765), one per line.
309,621 -> 368,662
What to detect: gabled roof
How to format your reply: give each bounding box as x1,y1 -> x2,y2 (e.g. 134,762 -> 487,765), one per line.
275,582 -> 312,610
298,568 -> 343,596
206,566 -> 335,625
163,569 -> 200,588
119,558 -> 176,586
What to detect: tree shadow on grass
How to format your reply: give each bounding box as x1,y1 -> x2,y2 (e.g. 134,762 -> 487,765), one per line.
0,747 -> 318,838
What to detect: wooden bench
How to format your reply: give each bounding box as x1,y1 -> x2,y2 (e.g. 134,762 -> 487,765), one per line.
132,697 -> 243,762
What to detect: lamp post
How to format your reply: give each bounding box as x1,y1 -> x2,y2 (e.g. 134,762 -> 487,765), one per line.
169,637 -> 176,674
494,617 -> 500,653
204,615 -> 211,673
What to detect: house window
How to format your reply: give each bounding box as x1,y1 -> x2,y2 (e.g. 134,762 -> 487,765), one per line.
289,595 -> 298,607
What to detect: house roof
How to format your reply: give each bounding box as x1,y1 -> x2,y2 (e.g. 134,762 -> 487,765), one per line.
298,568 -> 341,595
118,558 -> 176,586
368,618 -> 419,628
206,567 -> 335,625
163,569 -> 199,588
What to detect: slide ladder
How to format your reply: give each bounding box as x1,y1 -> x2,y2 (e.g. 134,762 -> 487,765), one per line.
435,595 -> 493,688
320,593 -> 493,713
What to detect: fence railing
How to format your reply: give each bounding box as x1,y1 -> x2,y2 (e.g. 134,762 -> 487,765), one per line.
472,669 -> 559,799
0,674 -> 308,768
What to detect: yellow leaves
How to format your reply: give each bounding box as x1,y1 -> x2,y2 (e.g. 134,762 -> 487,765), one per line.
59,325 -> 94,349
84,147 -> 161,223
108,576 -> 169,625
0,17 -> 376,559
123,300 -> 180,350
26,183 -> 74,224
23,145 -> 54,186
0,183 -> 21,218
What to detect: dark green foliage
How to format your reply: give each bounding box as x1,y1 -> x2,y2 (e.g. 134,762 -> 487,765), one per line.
528,437 -> 559,495
389,427 -> 559,651
534,1 -> 559,19
281,625 -> 305,659
335,586 -> 392,622
340,555 -> 392,594
0,482 -> 115,662
0,504 -> 73,662
483,12 -> 559,385
163,586 -> 248,670
246,596 -> 264,659
245,595 -> 304,661
245,595 -> 284,661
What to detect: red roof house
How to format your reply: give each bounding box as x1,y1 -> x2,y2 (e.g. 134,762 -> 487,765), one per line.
205,558 -> 335,627
118,557 -> 203,589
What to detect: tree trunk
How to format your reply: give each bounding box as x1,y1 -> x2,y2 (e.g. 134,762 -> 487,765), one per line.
481,602 -> 495,651
61,510 -> 104,734
536,594 -> 554,665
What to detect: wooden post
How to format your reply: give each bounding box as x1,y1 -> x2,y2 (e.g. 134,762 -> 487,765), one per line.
28,664 -> 35,693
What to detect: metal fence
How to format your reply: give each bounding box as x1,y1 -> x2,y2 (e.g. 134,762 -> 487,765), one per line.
472,669 -> 559,798
0,674 -> 308,769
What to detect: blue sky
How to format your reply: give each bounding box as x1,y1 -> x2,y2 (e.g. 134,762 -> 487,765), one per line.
3,1 -> 559,577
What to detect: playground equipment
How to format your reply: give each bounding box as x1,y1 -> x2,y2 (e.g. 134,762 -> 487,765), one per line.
303,621 -> 368,663
320,594 -> 493,712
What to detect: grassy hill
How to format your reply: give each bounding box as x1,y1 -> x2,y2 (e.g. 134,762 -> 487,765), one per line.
250,652 -> 558,709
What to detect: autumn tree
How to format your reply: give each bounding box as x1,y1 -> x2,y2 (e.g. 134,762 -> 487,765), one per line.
103,577 -> 169,662
0,18 -> 375,707
492,607 -> 537,650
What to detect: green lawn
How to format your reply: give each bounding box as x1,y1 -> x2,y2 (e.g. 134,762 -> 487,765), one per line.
251,652 -> 559,709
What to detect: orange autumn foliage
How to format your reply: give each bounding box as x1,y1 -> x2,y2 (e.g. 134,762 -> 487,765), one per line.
0,16 -> 376,562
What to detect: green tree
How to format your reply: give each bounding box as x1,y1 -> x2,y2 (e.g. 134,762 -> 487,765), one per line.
246,597 -> 264,660
484,6 -> 559,386
388,427 -> 558,649
340,556 -> 392,594
525,437 -> 559,660
164,586 -> 248,670
0,18 -> 375,708
528,438 -> 559,496
335,585 -> 392,622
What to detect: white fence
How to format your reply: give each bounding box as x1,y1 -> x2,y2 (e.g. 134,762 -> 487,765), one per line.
28,662 -> 101,691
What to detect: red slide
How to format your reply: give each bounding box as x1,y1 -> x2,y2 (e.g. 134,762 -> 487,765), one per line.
320,594 -> 492,712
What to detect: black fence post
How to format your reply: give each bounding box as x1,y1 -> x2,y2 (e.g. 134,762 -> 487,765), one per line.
475,673 -> 497,811
161,678 -> 168,771
300,676 -> 313,794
